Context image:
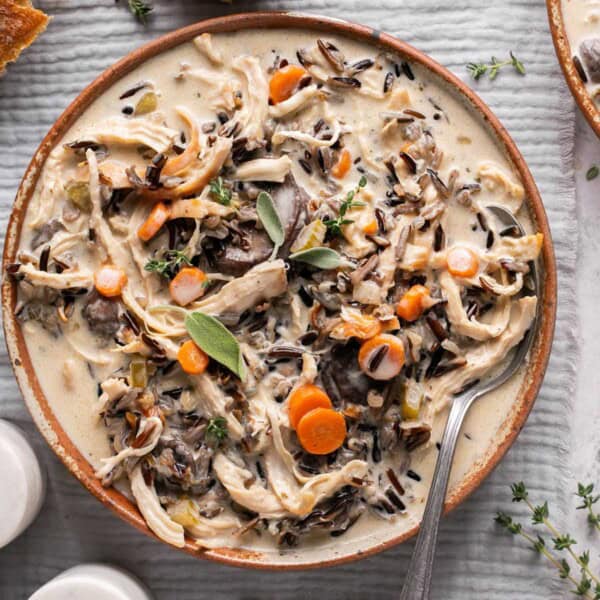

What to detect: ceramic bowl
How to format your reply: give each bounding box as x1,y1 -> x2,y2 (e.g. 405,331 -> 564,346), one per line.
1,12 -> 557,569
547,0 -> 600,136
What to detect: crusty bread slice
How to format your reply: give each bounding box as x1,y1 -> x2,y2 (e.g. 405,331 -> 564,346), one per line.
0,0 -> 50,73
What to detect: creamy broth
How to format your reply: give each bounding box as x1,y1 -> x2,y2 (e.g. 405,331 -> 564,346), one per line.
13,29 -> 540,557
562,0 -> 600,100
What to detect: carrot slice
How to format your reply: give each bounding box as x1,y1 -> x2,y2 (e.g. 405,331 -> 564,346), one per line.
296,407 -> 347,455
446,246 -> 479,278
269,65 -> 307,104
362,218 -> 378,235
331,148 -> 352,179
169,267 -> 207,306
358,334 -> 405,380
138,202 -> 171,242
177,340 -> 209,375
94,265 -> 127,298
288,384 -> 333,429
396,284 -> 430,322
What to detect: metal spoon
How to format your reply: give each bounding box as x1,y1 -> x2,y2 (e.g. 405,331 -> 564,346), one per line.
399,205 -> 539,600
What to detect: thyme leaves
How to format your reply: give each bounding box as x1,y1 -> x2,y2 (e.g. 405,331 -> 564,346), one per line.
467,52 -> 526,81
127,0 -> 153,23
496,481 -> 600,599
144,250 -> 191,279
323,175 -> 367,236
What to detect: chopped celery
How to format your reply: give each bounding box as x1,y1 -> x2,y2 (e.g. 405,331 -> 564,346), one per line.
65,180 -> 91,212
401,380 -> 423,420
130,360 -> 148,388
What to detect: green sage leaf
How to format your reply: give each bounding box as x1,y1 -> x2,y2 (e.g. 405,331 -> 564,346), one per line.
256,191 -> 284,253
289,247 -> 344,270
184,312 -> 246,380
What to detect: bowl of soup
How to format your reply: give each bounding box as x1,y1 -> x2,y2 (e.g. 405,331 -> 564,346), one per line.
1,12 -> 556,568
548,0 -> 600,136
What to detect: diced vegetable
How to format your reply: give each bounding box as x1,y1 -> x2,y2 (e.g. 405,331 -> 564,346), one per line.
168,499 -> 200,528
396,284 -> 431,322
169,267 -> 207,306
331,148 -> 352,179
288,384 -> 332,429
94,265 -> 127,297
65,180 -> 91,212
134,91 -> 158,115
138,202 -> 171,242
380,316 -> 400,332
290,219 -> 327,253
401,380 -> 423,420
331,308 -> 382,341
177,339 -> 209,375
296,407 -> 347,455
269,65 -> 307,104
446,246 -> 479,278
362,219 -> 378,235
358,334 -> 405,380
130,359 -> 148,388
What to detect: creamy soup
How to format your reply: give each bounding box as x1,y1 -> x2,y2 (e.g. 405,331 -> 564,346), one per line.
562,0 -> 600,100
9,29 -> 542,555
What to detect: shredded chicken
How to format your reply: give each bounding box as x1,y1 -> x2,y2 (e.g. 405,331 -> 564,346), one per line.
16,262 -> 93,290
130,464 -> 186,548
194,260 -> 288,316
82,117 -> 178,153
426,296 -> 537,409
95,417 -> 163,479
193,33 -> 223,65
234,156 -> 292,183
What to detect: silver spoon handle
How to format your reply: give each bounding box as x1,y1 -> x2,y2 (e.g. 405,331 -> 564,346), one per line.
399,393 -> 473,600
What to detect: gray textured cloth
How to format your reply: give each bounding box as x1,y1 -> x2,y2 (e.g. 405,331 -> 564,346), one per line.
0,1 -> 576,598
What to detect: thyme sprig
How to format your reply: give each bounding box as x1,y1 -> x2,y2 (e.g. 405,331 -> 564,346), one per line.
128,0 -> 153,23
144,250 -> 191,279
323,175 -> 368,236
209,177 -> 232,206
206,417 -> 228,442
577,483 -> 600,531
496,481 -> 600,598
467,52 -> 526,81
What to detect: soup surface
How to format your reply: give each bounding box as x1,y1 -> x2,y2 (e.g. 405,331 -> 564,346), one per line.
10,29 -> 542,555
562,0 -> 600,101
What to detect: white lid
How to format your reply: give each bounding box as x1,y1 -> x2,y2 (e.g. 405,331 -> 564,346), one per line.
0,420 -> 45,548
29,564 -> 153,600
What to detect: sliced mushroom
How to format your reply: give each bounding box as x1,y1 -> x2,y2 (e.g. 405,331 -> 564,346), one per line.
214,173 -> 308,275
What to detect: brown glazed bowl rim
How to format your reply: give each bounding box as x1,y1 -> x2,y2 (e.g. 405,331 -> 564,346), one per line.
547,0 -> 600,137
1,11 -> 557,570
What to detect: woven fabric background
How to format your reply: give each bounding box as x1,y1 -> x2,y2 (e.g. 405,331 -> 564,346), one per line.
0,1 -> 578,598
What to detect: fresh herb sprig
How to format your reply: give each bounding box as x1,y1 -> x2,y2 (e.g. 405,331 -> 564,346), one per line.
323,175 -> 368,236
496,481 -> 600,599
128,0 -> 153,23
144,250 -> 191,279
467,52 -> 526,81
206,417 -> 228,442
577,483 -> 600,531
209,177 -> 232,206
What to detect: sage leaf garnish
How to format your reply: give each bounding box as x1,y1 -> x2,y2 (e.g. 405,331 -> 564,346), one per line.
289,247 -> 345,270
184,312 -> 246,380
257,191 -> 284,256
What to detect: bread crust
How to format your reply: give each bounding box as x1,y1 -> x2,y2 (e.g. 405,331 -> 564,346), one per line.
0,0 -> 50,72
